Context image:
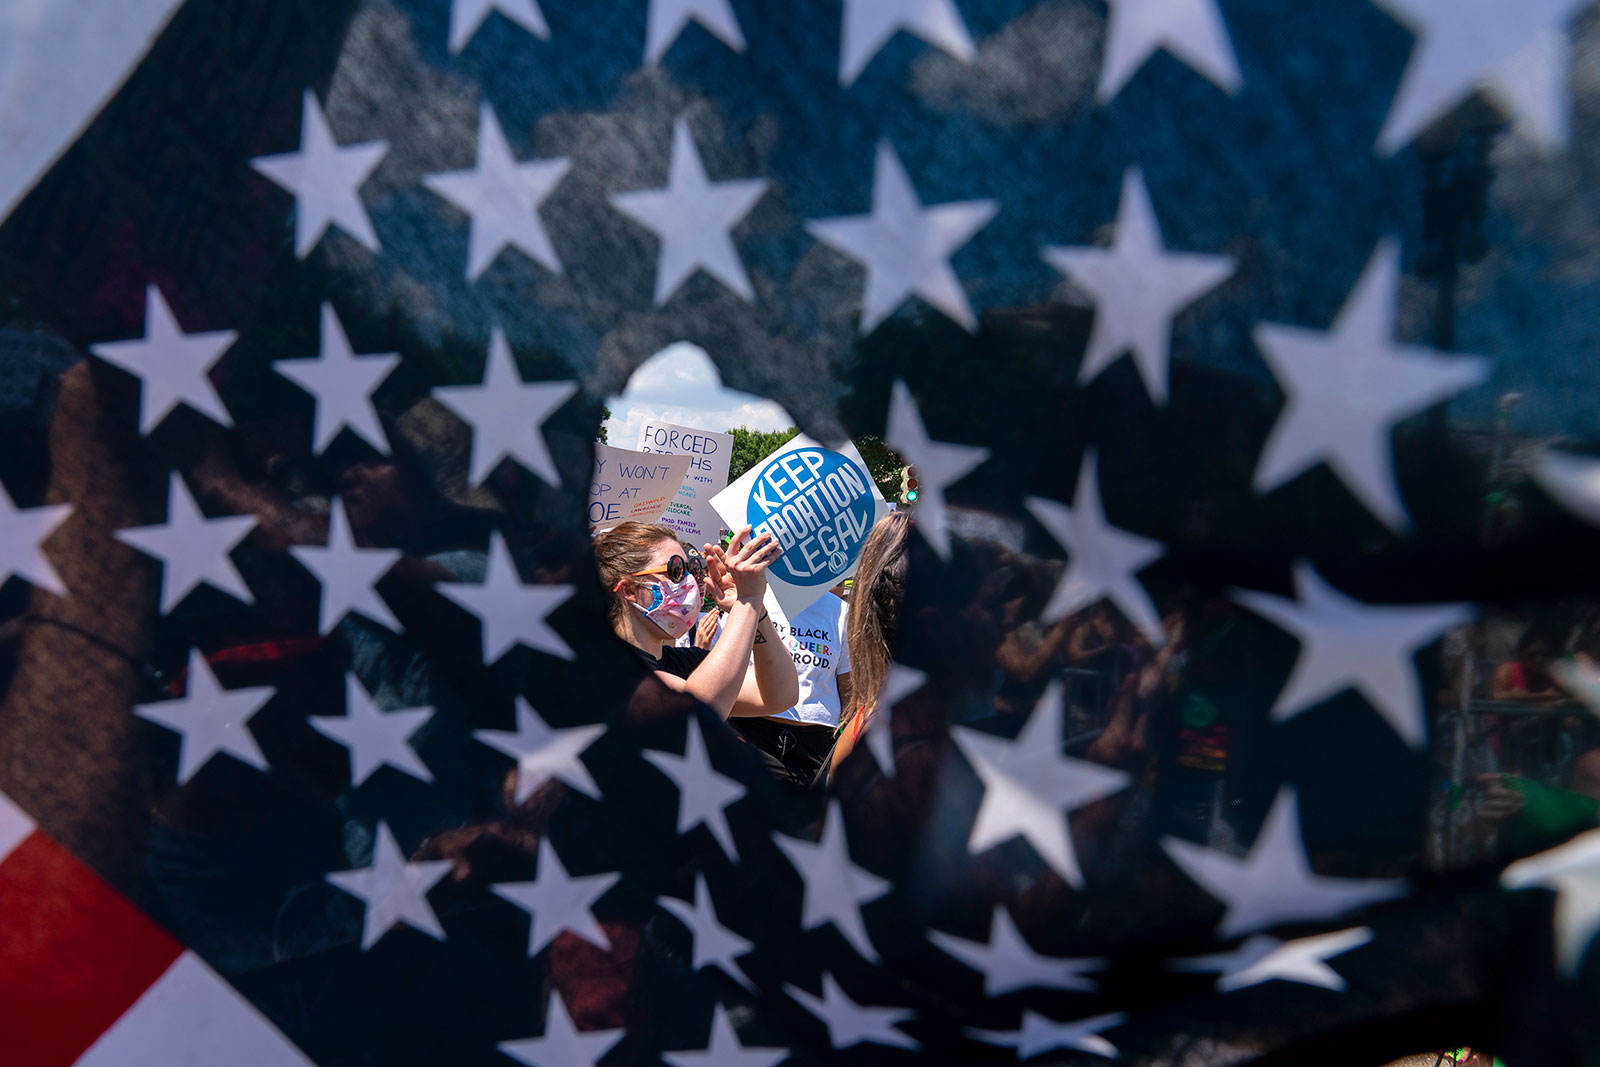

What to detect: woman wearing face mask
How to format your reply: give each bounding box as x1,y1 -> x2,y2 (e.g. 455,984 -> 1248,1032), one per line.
594,522 -> 798,719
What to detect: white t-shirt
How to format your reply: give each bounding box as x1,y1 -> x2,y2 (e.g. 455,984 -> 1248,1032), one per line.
772,592 -> 851,726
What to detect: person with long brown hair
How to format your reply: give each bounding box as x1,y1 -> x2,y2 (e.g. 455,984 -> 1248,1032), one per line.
828,511 -> 911,777
594,521 -> 797,719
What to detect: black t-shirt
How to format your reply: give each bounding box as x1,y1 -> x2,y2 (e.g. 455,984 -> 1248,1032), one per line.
636,644 -> 709,680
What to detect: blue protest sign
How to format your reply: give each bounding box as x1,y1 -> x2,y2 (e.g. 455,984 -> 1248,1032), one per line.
711,435 -> 887,617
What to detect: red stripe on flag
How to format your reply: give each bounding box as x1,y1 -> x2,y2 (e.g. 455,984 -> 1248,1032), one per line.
0,833 -> 183,1067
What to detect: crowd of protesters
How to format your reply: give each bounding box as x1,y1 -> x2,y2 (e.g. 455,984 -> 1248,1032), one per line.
587,511 -> 1219,836
590,514 -> 910,800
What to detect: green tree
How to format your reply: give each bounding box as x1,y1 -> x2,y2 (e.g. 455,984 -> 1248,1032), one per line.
726,427 -> 908,503
852,434 -> 908,503
597,405 -> 610,444
726,425 -> 799,481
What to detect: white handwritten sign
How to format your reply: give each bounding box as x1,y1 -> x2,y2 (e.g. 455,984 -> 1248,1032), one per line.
636,420 -> 733,545
588,444 -> 693,527
710,435 -> 887,618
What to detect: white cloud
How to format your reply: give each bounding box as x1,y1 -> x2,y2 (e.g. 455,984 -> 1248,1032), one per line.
622,340 -> 717,395
603,341 -> 793,448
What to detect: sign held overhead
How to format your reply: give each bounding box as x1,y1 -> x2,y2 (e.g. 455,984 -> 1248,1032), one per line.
710,435 -> 887,617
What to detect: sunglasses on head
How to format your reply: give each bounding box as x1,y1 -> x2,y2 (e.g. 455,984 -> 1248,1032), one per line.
616,552 -> 706,588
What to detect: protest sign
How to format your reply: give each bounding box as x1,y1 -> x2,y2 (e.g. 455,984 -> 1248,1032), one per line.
588,444 -> 692,527
710,435 -> 887,618
636,419 -> 733,545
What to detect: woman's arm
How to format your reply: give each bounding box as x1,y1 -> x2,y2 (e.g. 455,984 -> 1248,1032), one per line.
1065,621 -> 1100,664
829,703 -> 872,777
996,618 -> 1071,683
728,605 -> 799,717
654,599 -> 764,717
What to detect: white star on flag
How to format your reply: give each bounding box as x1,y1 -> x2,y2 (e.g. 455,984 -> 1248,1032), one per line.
772,800 -> 890,963
610,117 -> 768,305
1043,168 -> 1235,405
493,838 -> 620,956
1098,0 -> 1242,102
929,905 -> 1104,995
438,532 -> 576,663
1024,450 -> 1166,643
0,0 -> 186,227
839,0 -> 975,87
1535,448 -> 1600,529
500,992 -> 624,1067
449,0 -> 549,54
645,0 -> 746,65
0,483 -> 71,597
134,648 -> 274,785
1503,826 -> 1600,977
1370,0 -> 1590,154
327,822 -> 453,950
658,874 -> 756,991
784,973 -> 918,1051
310,673 -> 434,787
950,681 -> 1132,888
1172,928 -> 1374,992
1252,238 -> 1492,532
423,104 -> 571,282
863,663 -> 928,777
288,495 -> 403,634
115,472 -> 257,615
662,1006 -> 787,1067
642,715 -> 746,860
90,284 -> 236,435
969,1011 -> 1126,1060
250,90 -> 386,258
806,140 -> 997,334
885,380 -> 989,559
1233,561 -> 1471,749
272,303 -> 398,454
1162,788 -> 1409,939
474,696 -> 604,805
1552,656 -> 1600,720
432,327 -> 579,487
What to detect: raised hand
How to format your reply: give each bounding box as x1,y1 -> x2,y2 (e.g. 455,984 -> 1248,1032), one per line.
704,526 -> 782,609
694,608 -> 720,650
701,545 -> 738,613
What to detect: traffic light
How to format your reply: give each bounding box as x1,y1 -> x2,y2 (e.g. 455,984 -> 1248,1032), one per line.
898,465 -> 919,504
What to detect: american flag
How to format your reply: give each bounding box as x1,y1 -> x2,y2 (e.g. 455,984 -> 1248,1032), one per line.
1,0 -> 1598,1064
